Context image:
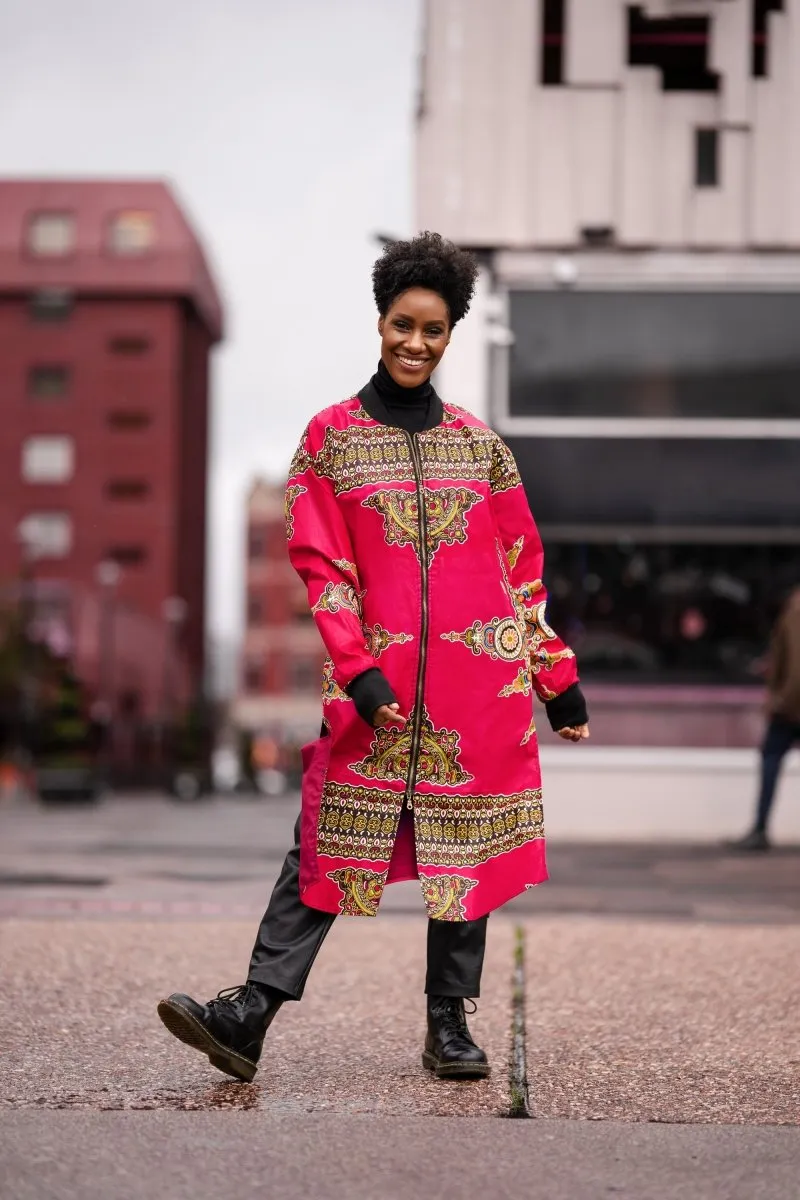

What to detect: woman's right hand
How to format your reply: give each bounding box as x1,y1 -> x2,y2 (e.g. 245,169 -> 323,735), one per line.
373,703 -> 406,728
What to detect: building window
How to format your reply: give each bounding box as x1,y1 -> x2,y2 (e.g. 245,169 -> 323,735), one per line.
695,128 -> 719,188
106,410 -> 152,431
545,540 -> 795,684
106,545 -> 147,567
627,7 -> 719,93
21,436 -> 75,484
106,479 -> 150,500
28,365 -> 70,399
108,334 -> 151,356
27,212 -> 76,257
289,657 -> 317,693
248,527 -> 267,559
752,1 -> 784,79
29,288 -> 73,323
540,0 -> 565,87
18,513 -> 72,559
507,290 -> 800,420
247,594 -> 264,625
244,658 -> 263,693
107,210 -> 156,255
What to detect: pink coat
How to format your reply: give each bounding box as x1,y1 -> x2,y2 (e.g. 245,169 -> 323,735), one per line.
287,392 -> 579,920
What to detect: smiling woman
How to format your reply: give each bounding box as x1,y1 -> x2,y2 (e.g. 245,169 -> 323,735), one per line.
157,231 -> 589,1090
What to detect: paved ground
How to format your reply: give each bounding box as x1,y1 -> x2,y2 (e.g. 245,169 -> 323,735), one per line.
1,792 -> 798,1197
3,1114 -> 799,1200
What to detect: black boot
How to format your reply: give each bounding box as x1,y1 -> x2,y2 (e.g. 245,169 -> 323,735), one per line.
157,982 -> 283,1082
725,829 -> 771,853
422,995 -> 490,1080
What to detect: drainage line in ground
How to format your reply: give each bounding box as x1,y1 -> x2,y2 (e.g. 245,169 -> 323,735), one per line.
507,923 -> 532,1118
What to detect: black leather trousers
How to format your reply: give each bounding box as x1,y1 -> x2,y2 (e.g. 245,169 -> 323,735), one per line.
247,814 -> 488,1001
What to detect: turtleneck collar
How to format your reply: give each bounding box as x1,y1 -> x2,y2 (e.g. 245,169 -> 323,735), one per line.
358,361 -> 444,433
372,357 -> 433,406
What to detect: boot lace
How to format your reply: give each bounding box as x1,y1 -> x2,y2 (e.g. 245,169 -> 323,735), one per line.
434,997 -> 477,1036
207,984 -> 256,1012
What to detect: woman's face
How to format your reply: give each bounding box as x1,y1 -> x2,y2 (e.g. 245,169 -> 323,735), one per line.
378,287 -> 451,387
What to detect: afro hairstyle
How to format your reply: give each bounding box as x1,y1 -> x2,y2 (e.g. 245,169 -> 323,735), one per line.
371,231 -> 479,327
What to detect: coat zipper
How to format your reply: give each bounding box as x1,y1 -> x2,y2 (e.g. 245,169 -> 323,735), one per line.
404,432 -> 430,812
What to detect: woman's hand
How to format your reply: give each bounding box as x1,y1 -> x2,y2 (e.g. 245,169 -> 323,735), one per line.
557,723 -> 590,743
373,703 -> 407,728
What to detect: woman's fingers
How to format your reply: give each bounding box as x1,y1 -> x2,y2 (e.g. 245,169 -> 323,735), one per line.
373,703 -> 407,728
557,724 -> 590,742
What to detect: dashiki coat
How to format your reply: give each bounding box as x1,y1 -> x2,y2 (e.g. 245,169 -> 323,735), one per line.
287,379 -> 579,922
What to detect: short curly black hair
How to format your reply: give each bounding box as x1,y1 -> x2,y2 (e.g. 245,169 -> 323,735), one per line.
372,231 -> 478,326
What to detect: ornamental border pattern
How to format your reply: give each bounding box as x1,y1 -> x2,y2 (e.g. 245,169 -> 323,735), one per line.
317,781 -> 404,861
413,789 -> 544,868
317,780 -> 544,867
312,424 -> 500,494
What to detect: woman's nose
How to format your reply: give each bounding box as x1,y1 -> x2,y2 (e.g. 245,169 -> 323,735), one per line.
405,329 -> 425,352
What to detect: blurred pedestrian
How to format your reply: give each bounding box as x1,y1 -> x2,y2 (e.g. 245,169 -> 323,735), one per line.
729,587 -> 800,851
157,233 -> 589,1084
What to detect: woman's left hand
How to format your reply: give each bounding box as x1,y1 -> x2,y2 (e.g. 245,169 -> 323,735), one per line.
557,723 -> 590,743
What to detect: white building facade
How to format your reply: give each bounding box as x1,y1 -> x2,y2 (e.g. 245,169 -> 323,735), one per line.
416,0 -> 800,739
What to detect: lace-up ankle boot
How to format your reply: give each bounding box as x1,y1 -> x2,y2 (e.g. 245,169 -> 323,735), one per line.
422,995 -> 490,1079
157,982 -> 283,1082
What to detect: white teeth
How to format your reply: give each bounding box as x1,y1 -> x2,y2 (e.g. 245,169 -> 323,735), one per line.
398,356 -> 426,367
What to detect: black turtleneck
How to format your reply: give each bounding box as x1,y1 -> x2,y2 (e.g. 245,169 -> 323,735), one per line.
371,358 -> 432,434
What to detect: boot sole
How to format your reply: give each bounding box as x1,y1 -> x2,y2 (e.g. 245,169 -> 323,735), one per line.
422,1049 -> 491,1080
156,998 -> 258,1083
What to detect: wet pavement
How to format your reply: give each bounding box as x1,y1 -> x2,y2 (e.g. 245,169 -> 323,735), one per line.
1,791 -> 798,1197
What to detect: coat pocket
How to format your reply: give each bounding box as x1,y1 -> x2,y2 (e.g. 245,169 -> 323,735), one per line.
298,735 -> 332,891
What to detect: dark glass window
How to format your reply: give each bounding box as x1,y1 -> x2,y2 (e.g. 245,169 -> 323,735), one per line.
248,528 -> 267,559
247,594 -> 264,625
627,6 -> 719,92
695,128 -> 719,188
106,480 -> 150,500
28,365 -> 70,399
508,291 -> 800,419
544,540 -> 798,684
108,334 -> 150,356
29,288 -> 73,323
540,0 -> 565,86
508,436 -> 800,528
244,660 -> 262,692
752,1 -> 784,78
289,658 -> 317,693
106,545 -> 147,566
107,410 -> 151,431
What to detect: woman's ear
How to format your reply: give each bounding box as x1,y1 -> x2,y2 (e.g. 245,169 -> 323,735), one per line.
377,316 -> 385,336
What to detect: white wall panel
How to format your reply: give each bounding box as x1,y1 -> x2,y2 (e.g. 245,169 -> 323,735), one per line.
530,89 -> 576,244
566,0 -> 626,87
572,90 -> 618,231
619,68 -> 661,244
710,0 -> 750,125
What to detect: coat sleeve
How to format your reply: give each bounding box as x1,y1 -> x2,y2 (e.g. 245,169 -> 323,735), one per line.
285,421 -> 379,690
489,434 -> 579,703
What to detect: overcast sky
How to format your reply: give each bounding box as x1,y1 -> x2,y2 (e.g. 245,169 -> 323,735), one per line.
1,0 -> 422,641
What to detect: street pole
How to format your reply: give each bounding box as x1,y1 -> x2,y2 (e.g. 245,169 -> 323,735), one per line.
95,560 -> 121,788
160,596 -> 188,791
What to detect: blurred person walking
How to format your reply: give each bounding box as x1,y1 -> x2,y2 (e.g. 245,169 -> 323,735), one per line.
729,587 -> 800,851
157,233 -> 589,1084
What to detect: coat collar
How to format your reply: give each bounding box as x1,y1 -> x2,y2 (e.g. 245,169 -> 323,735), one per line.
357,378 -> 444,432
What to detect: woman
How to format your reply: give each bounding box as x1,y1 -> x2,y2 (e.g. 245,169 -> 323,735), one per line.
158,232 -> 589,1084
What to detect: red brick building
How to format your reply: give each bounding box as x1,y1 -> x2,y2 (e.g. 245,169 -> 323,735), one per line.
0,179 -> 223,719
235,479 -> 325,742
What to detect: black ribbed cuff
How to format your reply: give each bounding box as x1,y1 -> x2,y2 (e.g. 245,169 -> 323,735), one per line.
345,667 -> 398,726
544,682 -> 588,732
